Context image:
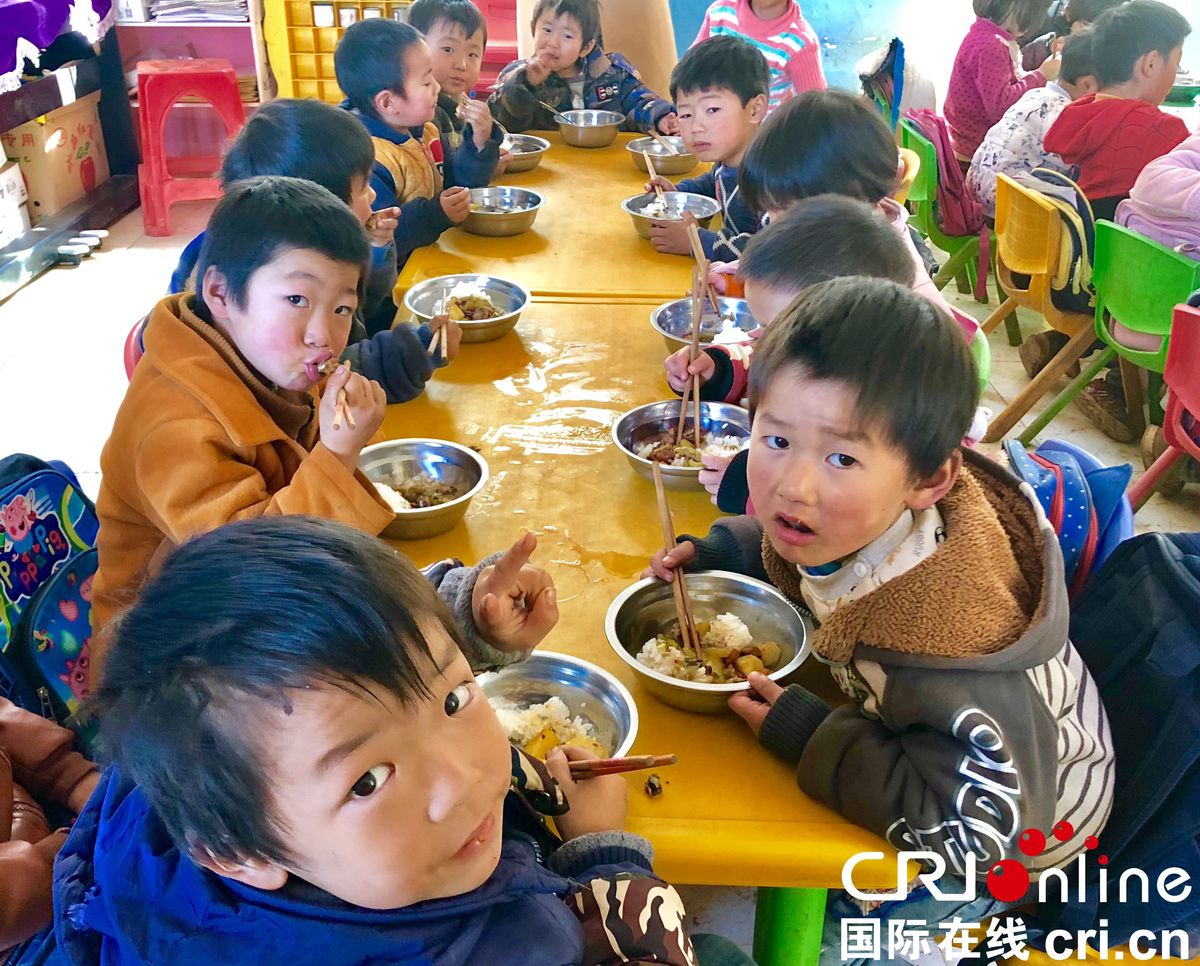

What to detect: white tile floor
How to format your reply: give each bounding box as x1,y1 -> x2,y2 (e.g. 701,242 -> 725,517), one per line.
0,203 -> 1196,957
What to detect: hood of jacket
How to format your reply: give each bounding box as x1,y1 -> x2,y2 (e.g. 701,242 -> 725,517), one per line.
763,448 -> 1068,672
1044,94 -> 1152,163
51,768 -> 586,966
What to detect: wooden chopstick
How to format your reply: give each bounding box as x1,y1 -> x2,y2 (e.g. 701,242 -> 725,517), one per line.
686,222 -> 721,315
651,463 -> 700,658
648,129 -> 680,155
569,754 -> 678,777
329,360 -> 355,431
644,151 -> 667,204
689,268 -> 703,448
426,326 -> 442,358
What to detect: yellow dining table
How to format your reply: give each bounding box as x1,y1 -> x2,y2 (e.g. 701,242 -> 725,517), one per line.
380,298 -> 898,965
395,132 -> 711,303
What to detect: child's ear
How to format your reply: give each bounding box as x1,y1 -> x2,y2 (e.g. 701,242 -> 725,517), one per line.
748,93 -> 768,124
373,88 -> 396,118
579,38 -> 596,59
905,450 -> 961,512
1078,74 -> 1099,96
191,846 -> 289,892
200,265 -> 232,322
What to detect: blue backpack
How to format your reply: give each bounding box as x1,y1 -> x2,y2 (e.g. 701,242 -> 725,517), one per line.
0,454 -> 99,740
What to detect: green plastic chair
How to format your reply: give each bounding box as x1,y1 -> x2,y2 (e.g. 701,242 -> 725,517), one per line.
1019,221 -> 1200,444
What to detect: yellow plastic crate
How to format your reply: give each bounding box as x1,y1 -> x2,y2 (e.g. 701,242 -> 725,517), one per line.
263,0 -> 413,101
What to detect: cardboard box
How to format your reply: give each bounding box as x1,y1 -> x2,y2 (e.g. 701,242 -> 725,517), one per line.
1,92 -> 110,225
0,160 -> 30,247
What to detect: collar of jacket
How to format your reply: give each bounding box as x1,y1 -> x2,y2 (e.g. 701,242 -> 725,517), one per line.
762,447 -> 1061,666
142,293 -> 316,449
341,101 -> 428,146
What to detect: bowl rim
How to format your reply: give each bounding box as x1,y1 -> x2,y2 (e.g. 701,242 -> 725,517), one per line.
621,191 -> 721,219
478,649 -> 640,757
402,273 -> 531,325
611,399 -> 750,474
605,571 -> 809,693
558,109 -> 623,126
502,133 -> 551,153
465,186 -> 545,214
360,438 -> 489,517
625,136 -> 694,158
649,296 -> 754,343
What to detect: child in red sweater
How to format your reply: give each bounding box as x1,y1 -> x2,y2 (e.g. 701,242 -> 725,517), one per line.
1044,0 -> 1190,221
945,0 -> 1061,162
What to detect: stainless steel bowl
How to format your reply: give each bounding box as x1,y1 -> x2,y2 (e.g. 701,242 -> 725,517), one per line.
627,136 -> 697,176
651,297 -> 758,354
360,439 -> 488,540
479,651 -> 638,757
622,191 -> 721,239
612,399 -> 750,491
606,571 -> 810,714
501,133 -> 550,172
461,186 -> 544,237
402,273 -> 530,343
557,109 -> 623,148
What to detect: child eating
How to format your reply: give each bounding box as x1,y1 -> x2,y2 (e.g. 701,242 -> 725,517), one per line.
54,517 -> 696,964
650,277 -> 1114,942
407,0 -> 504,162
92,178 -> 557,672
489,0 -> 677,135
642,35 -> 770,261
336,18 -> 501,264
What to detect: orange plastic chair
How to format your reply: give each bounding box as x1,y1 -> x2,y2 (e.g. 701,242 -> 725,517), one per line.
980,174 -> 1096,442
1126,303 -> 1200,509
893,148 -> 920,205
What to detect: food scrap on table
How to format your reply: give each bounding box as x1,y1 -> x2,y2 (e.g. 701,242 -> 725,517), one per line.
644,774 -> 664,798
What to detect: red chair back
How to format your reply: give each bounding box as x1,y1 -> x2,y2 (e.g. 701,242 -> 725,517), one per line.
1162,304 -> 1200,462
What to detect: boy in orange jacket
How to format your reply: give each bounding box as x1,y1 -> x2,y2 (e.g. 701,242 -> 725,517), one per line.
92,176 -> 557,670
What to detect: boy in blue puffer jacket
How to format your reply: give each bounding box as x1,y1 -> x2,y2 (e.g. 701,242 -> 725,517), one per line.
489,0 -> 677,134
38,517 -> 699,966
168,98 -> 459,404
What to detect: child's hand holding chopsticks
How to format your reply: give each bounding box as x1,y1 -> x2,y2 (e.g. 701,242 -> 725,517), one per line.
543,745 -> 629,839
425,314 -> 462,363
663,345 -> 715,393
366,206 -> 400,247
318,362 -> 387,473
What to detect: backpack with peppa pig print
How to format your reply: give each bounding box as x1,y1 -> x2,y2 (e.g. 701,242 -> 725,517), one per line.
0,454 -> 98,742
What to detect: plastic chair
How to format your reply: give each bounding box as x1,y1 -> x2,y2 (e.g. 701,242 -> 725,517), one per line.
980,174 -> 1097,442
1020,222 -> 1200,446
893,148 -> 920,205
898,118 -> 994,303
968,320 -> 991,394
136,59 -> 246,237
1126,304 -> 1200,509
123,318 -> 146,381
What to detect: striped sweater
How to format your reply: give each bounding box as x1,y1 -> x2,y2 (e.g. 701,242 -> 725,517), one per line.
693,0 -> 826,111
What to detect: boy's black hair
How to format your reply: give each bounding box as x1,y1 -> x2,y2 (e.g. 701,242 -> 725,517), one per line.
219,98 -> 374,204
740,195 -> 916,294
531,0 -> 601,48
335,17 -> 424,119
747,277 -> 979,479
972,0 -> 1052,35
1059,28 -> 1096,85
194,176 -> 370,322
669,35 -> 770,105
93,516 -> 471,865
408,0 -> 488,44
739,90 -> 898,214
1066,0 -> 1127,25
1089,0 -> 1190,88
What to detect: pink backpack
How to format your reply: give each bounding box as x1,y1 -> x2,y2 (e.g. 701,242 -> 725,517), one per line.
903,108 -> 990,298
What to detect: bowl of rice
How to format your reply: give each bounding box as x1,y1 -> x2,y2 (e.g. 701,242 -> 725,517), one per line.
360,439 -> 488,540
402,274 -> 530,344
479,651 -> 638,758
651,297 -> 758,354
621,191 -> 720,240
606,572 -> 810,713
612,400 -> 750,490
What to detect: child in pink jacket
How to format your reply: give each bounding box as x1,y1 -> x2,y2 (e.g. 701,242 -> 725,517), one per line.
1117,131 -> 1200,261
945,0 -> 1061,161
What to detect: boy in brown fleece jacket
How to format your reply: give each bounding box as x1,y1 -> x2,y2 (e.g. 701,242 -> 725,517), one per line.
649,277 -> 1114,952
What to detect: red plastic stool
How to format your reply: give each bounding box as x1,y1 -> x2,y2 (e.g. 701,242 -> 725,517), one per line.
136,59 -> 246,236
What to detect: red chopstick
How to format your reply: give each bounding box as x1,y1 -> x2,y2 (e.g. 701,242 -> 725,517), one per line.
569,754 -> 677,777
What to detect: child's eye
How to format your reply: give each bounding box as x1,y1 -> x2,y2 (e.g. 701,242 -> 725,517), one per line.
335,305 -> 355,316
706,106 -> 721,115
827,453 -> 857,468
349,763 -> 394,799
763,435 -> 789,450
444,681 -> 475,716
469,52 -> 480,60
287,295 -> 309,307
